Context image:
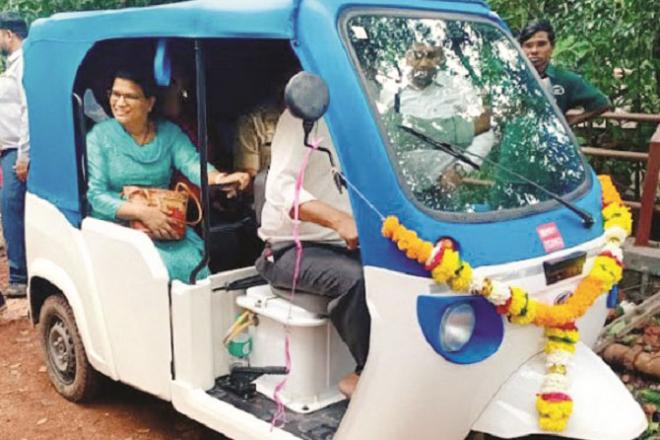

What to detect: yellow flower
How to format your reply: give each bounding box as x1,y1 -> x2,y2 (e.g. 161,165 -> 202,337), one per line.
397,229 -> 418,252
533,277 -> 605,327
539,417 -> 569,432
405,238 -> 418,257
545,327 -> 580,343
382,216 -> 400,238
417,241 -> 434,264
508,287 -> 527,316
511,298 -> 538,325
548,365 -> 567,375
392,224 -> 407,242
536,397 -> 573,432
449,262 -> 473,293
479,278 -> 493,297
536,397 -> 573,417
602,203 -> 632,235
598,175 -> 622,206
431,249 -> 460,284
545,340 -> 576,354
589,256 -> 622,291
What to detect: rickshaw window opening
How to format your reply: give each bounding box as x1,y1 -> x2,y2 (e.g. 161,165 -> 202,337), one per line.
73,36 -> 300,278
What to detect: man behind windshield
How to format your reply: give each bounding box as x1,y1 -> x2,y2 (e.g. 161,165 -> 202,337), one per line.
383,42 -> 493,194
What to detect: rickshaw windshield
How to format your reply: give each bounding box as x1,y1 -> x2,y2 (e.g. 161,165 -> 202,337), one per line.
346,14 -> 586,214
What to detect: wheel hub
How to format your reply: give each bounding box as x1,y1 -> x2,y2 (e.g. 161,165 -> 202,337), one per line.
47,319 -> 76,384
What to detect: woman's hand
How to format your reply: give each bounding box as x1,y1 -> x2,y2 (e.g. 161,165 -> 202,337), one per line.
213,171 -> 251,198
137,205 -> 183,240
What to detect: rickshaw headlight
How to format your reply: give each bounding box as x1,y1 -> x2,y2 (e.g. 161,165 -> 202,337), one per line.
417,295 -> 504,364
439,303 -> 475,352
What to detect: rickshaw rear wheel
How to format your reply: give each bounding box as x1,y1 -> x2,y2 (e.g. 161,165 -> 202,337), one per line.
39,294 -> 100,402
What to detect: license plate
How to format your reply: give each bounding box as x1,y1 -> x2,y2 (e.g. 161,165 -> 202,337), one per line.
543,251 -> 587,285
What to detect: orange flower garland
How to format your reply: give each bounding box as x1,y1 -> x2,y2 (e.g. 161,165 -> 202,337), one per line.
381,175 -> 631,432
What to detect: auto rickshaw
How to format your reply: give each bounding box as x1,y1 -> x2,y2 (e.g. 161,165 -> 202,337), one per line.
23,1 -> 647,439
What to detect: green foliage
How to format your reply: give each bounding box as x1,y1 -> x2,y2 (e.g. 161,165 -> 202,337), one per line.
0,0 -> 181,22
0,0 -> 181,72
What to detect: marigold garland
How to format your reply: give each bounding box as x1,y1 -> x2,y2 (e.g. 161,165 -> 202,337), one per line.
381,175 -> 630,432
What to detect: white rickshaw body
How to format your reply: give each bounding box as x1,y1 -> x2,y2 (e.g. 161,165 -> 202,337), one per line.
22,1 -> 646,439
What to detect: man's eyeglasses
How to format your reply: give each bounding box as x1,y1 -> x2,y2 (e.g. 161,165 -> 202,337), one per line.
412,50 -> 440,60
107,90 -> 145,103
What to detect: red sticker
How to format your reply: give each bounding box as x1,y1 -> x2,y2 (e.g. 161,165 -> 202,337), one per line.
537,222 -> 565,253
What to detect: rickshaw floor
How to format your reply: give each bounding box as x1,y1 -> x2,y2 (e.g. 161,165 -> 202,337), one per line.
207,380 -> 347,440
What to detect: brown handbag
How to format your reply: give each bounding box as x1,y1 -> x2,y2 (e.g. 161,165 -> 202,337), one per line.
122,182 -> 202,240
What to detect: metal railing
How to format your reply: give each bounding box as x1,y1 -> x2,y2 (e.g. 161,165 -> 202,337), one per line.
575,111 -> 660,246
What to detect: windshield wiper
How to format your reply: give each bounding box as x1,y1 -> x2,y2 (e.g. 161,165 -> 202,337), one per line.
399,125 -> 481,171
399,124 -> 595,228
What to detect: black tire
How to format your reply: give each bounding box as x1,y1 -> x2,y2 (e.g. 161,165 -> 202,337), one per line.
39,294 -> 100,402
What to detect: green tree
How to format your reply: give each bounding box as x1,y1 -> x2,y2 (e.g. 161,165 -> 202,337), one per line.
0,0 -> 181,22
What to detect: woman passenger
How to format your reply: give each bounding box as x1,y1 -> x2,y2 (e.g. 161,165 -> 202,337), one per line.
86,69 -> 249,282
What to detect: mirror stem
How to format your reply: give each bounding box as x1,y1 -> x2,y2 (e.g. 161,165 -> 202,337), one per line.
302,120 -> 314,148
301,120 -> 345,193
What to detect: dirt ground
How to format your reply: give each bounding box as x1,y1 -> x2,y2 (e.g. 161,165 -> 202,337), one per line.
0,249 -> 227,440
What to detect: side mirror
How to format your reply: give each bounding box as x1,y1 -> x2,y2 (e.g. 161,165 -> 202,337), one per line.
284,72 -> 329,142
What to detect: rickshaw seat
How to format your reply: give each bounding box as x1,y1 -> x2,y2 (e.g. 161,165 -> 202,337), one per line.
269,286 -> 330,316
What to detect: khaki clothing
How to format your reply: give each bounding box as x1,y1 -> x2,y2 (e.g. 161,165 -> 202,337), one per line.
234,104 -> 281,173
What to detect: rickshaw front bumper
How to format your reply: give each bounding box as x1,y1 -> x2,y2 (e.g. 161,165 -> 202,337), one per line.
471,341 -> 648,440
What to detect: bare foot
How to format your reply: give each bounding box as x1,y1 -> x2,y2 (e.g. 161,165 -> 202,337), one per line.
338,372 -> 359,399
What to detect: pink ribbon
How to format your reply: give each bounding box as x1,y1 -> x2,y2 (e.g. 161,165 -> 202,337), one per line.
271,137 -> 322,429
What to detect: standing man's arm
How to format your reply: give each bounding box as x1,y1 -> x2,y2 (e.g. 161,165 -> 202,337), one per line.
565,72 -> 611,126
14,54 -> 29,182
14,87 -> 29,182
566,106 -> 609,126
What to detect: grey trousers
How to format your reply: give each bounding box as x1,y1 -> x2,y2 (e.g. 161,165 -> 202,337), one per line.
255,242 -> 370,372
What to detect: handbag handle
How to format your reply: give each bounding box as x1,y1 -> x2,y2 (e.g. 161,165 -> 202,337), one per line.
122,186 -> 153,205
174,181 -> 203,226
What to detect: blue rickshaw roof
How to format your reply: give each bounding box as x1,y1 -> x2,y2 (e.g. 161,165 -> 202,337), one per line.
26,0 -> 490,43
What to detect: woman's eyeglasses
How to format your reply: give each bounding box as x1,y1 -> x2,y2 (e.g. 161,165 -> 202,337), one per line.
107,90 -> 145,103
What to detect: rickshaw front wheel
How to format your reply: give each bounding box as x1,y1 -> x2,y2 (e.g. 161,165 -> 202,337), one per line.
39,294 -> 100,402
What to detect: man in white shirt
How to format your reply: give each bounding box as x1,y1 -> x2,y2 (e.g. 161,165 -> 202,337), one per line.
256,110 -> 368,398
385,43 -> 494,192
0,12 -> 29,299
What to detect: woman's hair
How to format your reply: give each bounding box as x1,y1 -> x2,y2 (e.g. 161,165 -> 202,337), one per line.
112,68 -> 158,99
